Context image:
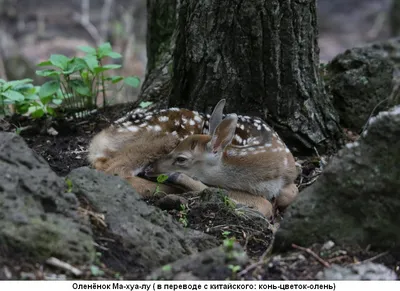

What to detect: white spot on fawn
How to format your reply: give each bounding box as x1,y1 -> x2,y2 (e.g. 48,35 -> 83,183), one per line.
235,135 -> 243,144
158,116 -> 169,122
127,126 -> 139,132
194,115 -> 202,123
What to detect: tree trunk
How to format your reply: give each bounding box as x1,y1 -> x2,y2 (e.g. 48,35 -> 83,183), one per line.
139,0 -> 343,154
138,0 -> 178,108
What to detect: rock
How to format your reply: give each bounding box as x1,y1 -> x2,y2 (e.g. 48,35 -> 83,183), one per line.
66,167 -> 218,276
323,46 -> 394,132
274,106 -> 400,251
147,243 -> 248,280
0,132 -> 95,264
321,241 -> 335,251
316,263 -> 397,280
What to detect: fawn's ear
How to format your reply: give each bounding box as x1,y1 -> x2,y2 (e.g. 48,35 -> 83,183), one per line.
209,99 -> 226,136
210,114 -> 238,154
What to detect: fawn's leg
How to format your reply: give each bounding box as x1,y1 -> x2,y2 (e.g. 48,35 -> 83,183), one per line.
165,173 -> 208,192
125,176 -> 184,198
276,183 -> 299,211
165,173 -> 274,217
226,191 -> 274,218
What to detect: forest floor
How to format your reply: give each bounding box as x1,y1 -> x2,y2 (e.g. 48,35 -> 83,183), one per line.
0,104 -> 399,280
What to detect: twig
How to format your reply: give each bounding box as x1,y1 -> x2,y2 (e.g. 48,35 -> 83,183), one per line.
356,251 -> 389,265
73,0 -> 102,45
46,257 -> 82,276
237,238 -> 274,277
100,0 -> 113,43
292,243 -> 331,268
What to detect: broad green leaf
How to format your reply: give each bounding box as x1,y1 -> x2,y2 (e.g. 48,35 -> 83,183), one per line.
111,76 -> 124,84
14,84 -> 34,93
124,76 -> 140,88
157,174 -> 169,183
94,64 -> 121,74
47,107 -> 55,116
52,98 -> 63,105
69,79 -> 91,96
36,60 -> 52,67
3,79 -> 33,90
1,90 -> 25,102
40,95 -> 53,105
77,45 -> 96,54
105,51 -> 122,59
83,55 -> 99,72
36,69 -> 61,77
97,42 -> 112,58
49,54 -> 71,70
70,57 -> 89,71
39,80 -> 60,98
25,93 -> 40,100
31,108 -> 45,119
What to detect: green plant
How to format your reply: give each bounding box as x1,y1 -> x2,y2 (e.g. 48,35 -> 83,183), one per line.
228,264 -> 241,274
0,78 -> 60,118
223,195 -> 236,210
223,237 -> 236,251
155,174 -> 169,194
65,178 -> 73,193
161,264 -> 172,272
90,265 -> 105,277
35,42 -> 140,114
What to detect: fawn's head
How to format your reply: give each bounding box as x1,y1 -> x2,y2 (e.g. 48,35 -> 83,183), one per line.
145,100 -> 238,179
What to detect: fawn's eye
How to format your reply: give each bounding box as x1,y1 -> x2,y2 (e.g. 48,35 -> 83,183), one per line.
175,156 -> 188,164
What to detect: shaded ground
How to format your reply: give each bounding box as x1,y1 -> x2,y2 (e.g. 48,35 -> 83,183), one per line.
0,105 -> 399,280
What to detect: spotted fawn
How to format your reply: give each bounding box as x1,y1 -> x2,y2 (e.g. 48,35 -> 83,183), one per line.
88,99 -> 299,217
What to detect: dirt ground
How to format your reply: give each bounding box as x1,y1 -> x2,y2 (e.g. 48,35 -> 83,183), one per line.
0,104 -> 399,280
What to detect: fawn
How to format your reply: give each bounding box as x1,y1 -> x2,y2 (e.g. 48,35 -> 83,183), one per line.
88,100 -> 299,217
144,100 -> 299,216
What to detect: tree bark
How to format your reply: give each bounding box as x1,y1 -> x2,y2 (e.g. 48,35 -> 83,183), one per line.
138,0 -> 178,108
139,0 -> 343,154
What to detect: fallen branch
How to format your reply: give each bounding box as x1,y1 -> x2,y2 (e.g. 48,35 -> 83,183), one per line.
292,243 -> 331,268
46,257 -> 82,276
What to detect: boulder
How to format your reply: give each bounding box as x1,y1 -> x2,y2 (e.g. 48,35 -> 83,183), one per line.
0,132 -> 95,264
147,243 -> 248,280
67,167 -> 219,276
274,106 -> 400,250
323,46 -> 394,132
